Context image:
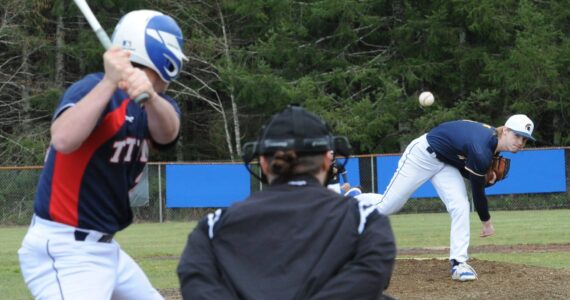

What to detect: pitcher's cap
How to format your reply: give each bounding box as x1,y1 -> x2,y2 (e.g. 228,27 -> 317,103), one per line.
505,114 -> 535,141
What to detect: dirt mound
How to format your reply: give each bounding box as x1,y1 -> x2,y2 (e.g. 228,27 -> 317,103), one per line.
386,258 -> 570,300
160,288 -> 181,300
161,244 -> 570,300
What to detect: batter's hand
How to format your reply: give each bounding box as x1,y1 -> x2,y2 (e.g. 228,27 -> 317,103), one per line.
480,220 -> 494,237
102,47 -> 132,85
118,67 -> 157,103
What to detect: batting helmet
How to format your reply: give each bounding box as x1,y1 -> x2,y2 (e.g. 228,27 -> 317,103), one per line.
112,10 -> 188,82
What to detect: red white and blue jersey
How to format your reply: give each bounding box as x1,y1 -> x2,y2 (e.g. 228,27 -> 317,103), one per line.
34,73 -> 180,234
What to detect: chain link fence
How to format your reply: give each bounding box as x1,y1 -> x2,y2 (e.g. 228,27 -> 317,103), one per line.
1,151 -> 569,226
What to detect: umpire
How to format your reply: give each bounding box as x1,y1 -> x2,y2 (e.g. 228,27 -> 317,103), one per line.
177,105 -> 396,300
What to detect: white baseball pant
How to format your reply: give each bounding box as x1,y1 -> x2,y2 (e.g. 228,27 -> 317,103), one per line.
18,215 -> 163,300
358,134 -> 471,263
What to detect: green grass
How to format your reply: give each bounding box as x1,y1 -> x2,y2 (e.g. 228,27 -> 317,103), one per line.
390,209 -> 570,269
116,222 -> 196,289
3,209 -> 570,298
0,227 -> 31,300
391,210 -> 570,248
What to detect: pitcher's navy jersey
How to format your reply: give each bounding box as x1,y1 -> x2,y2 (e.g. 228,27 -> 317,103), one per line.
34,73 -> 180,234
426,120 -> 498,177
426,120 -> 498,221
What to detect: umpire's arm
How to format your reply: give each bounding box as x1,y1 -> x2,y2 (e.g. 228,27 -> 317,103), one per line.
309,212 -> 397,300
177,220 -> 235,300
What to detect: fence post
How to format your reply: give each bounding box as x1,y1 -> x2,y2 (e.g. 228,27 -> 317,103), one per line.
158,164 -> 163,223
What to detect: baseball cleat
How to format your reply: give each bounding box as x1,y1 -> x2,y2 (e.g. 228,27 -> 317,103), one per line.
451,262 -> 478,281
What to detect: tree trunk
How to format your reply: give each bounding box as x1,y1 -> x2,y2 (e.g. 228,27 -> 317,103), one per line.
21,42 -> 32,132
55,15 -> 65,87
217,0 -> 240,160
77,15 -> 86,75
230,93 -> 242,157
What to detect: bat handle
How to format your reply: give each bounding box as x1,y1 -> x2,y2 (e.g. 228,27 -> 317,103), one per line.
134,92 -> 150,104
95,28 -> 112,50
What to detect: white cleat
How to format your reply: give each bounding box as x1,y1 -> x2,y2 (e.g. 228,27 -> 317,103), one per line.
451,262 -> 478,281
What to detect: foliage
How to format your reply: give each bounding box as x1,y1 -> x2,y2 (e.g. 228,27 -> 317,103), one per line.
1,0 -> 570,164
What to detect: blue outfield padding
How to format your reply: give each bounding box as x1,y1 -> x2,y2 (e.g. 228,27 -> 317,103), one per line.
337,157 -> 361,188
376,149 -> 566,198
166,164 -> 251,207
486,149 -> 566,195
376,155 -> 437,198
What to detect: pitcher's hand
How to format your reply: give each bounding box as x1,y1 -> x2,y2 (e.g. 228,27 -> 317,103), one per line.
480,220 -> 495,237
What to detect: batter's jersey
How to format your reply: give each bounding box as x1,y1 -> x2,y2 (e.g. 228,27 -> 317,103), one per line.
34,73 -> 180,234
426,120 -> 498,177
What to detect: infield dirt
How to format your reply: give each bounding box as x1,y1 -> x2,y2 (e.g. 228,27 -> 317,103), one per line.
161,244 -> 570,300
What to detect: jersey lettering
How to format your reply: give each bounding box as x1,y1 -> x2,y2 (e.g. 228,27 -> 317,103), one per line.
123,138 -> 137,162
110,137 -> 148,163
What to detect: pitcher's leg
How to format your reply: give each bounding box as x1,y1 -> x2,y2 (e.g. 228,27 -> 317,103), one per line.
378,135 -> 444,215
431,165 -> 471,263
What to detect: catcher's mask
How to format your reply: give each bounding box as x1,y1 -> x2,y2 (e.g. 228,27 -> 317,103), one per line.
242,105 -> 352,184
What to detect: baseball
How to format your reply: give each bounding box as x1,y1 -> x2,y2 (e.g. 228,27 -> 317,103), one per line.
419,91 -> 435,107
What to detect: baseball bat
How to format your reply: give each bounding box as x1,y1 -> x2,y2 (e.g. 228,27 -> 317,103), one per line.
73,0 -> 149,104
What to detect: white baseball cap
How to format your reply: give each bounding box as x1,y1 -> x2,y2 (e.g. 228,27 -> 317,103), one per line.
505,114 -> 535,141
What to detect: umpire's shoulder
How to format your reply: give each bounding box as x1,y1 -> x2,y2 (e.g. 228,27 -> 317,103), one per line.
348,196 -> 389,234
195,208 -> 227,237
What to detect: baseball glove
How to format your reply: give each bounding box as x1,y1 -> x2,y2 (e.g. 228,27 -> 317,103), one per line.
485,156 -> 511,186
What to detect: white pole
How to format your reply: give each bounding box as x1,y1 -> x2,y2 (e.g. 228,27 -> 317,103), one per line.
158,164 -> 163,223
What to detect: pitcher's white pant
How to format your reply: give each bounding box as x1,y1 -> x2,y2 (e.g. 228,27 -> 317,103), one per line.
18,215 -> 163,300
360,134 -> 471,263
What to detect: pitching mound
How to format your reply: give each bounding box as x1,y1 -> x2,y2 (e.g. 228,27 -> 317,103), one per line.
160,244 -> 570,299
386,258 -> 570,299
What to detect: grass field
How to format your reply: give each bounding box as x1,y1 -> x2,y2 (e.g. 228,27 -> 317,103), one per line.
2,209 -> 570,299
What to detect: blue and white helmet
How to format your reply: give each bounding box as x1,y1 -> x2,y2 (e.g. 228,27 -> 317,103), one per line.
112,10 -> 188,82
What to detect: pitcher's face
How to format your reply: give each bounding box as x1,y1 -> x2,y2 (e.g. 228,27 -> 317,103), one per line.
503,128 -> 527,153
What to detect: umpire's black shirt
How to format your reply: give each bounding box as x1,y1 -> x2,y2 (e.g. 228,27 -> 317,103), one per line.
177,174 -> 396,300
